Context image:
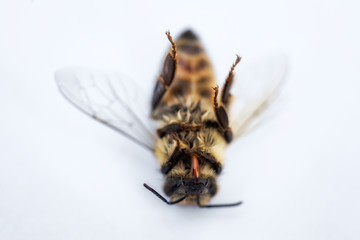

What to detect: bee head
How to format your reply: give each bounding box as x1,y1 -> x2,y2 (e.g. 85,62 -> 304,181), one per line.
163,175 -> 217,198
144,175 -> 241,207
143,151 -> 242,207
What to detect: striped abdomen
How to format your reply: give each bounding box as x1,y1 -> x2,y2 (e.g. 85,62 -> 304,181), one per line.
151,30 -> 216,115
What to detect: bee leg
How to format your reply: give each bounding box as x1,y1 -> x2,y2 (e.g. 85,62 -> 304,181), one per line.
157,123 -> 201,138
213,86 -> 233,143
220,55 -> 241,107
161,137 -> 182,174
151,31 -> 177,111
197,151 -> 223,174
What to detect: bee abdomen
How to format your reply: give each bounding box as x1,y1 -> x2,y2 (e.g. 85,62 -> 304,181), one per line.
177,44 -> 203,55
178,29 -> 198,40
176,30 -> 203,55
153,30 -> 216,116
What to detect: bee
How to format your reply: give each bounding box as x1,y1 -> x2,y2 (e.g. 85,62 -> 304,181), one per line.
55,30 -> 286,208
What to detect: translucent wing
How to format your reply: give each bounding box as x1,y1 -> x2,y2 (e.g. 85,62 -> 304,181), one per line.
229,54 -> 287,139
55,67 -> 156,151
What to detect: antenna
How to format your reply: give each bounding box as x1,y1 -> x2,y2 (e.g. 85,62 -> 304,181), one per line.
143,183 -> 186,205
196,195 -> 243,208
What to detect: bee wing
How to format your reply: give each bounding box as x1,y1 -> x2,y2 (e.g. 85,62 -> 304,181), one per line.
229,54 -> 287,139
55,67 -> 156,151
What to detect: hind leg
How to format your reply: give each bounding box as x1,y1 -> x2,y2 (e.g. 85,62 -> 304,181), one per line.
151,32 -> 177,112
212,86 -> 233,143
220,55 -> 241,108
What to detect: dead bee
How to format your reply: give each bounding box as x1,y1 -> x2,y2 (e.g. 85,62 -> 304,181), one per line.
55,30 -> 286,208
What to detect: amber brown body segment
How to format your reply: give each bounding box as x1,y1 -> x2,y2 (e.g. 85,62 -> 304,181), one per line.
190,154 -> 200,180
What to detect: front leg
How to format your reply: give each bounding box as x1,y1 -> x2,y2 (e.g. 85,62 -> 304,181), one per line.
160,137 -> 183,174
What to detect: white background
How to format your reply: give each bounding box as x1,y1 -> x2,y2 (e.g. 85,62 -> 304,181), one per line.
1,0 -> 360,239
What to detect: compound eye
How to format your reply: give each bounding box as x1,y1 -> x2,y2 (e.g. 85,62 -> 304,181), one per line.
177,180 -> 182,187
207,178 -> 218,196
163,177 -> 182,196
